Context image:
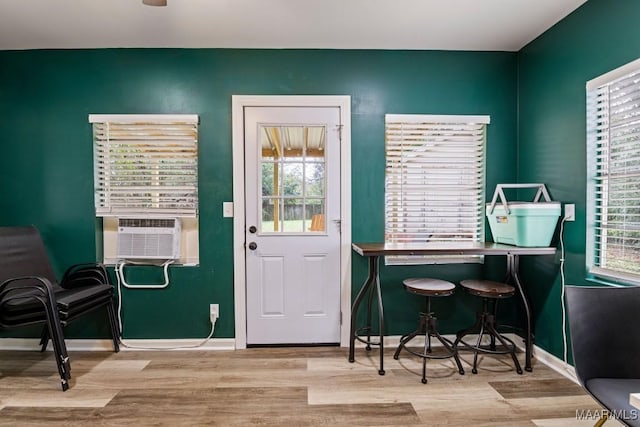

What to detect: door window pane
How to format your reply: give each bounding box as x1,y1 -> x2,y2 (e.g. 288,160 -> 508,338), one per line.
259,124 -> 327,234
283,199 -> 304,232
305,163 -> 325,197
282,163 -> 303,196
307,200 -> 325,232
261,163 -> 280,197
261,198 -> 280,232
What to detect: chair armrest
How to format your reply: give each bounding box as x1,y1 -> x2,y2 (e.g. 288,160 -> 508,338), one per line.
60,263 -> 111,289
1,275 -> 57,295
0,276 -> 59,312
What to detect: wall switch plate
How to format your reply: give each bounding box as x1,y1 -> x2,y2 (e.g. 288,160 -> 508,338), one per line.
223,202 -> 234,218
564,204 -> 575,221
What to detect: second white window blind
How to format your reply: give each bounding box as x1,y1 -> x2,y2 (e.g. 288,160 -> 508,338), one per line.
385,114 -> 489,264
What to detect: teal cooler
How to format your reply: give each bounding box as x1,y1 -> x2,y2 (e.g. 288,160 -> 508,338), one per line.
486,202 -> 561,247
485,183 -> 561,247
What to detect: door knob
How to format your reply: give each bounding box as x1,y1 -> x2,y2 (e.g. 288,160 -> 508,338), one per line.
248,242 -> 257,250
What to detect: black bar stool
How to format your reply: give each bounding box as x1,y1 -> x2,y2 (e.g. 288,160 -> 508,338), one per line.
393,278 -> 465,384
453,279 -> 523,375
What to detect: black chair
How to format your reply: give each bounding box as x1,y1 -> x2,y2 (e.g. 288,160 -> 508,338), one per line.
393,278 -> 465,384
0,226 -> 120,391
453,279 -> 523,374
566,285 -> 640,427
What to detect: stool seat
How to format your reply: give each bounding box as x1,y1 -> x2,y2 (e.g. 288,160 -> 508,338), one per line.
460,279 -> 515,298
403,278 -> 456,297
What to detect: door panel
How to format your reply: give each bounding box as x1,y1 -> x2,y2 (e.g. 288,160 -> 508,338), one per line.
260,256 -> 285,316
245,106 -> 341,344
302,255 -> 327,315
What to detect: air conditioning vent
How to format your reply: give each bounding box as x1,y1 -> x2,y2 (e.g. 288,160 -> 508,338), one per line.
117,218 -> 181,260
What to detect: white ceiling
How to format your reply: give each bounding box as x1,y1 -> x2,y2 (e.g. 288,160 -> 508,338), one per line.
0,0 -> 586,52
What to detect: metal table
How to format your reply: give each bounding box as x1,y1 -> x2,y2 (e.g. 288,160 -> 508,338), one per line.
349,242 -> 556,375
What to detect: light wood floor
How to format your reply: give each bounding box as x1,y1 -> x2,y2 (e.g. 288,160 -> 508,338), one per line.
0,345 -> 615,426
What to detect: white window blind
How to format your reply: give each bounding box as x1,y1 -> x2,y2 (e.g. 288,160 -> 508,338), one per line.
587,58 -> 640,284
89,114 -> 199,217
385,114 -> 489,264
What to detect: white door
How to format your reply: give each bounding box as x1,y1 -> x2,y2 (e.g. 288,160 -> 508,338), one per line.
244,106 -> 341,344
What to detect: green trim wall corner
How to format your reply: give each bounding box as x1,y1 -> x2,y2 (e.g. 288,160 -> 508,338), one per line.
2,0 -> 638,356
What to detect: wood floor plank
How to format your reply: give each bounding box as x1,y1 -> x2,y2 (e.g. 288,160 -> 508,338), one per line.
508,395 -> 604,421
489,377 -> 586,399
532,417 -> 625,427
0,388 -> 117,408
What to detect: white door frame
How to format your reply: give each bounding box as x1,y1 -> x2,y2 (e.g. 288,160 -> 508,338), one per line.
231,95 -> 352,349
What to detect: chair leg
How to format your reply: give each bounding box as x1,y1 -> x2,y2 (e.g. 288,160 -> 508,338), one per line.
485,316 -> 523,374
594,413 -> 608,427
394,315 -> 426,360
471,313 -> 487,374
421,345 -> 428,384
46,322 -> 70,391
428,318 -> 465,376
38,298 -> 71,391
107,301 -> 121,352
453,312 -> 483,346
39,326 -> 49,352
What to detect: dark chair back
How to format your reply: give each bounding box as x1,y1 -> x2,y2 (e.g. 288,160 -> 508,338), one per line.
565,285 -> 640,385
0,226 -> 58,287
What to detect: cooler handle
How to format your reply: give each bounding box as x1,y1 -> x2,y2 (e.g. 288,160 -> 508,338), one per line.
488,183 -> 552,215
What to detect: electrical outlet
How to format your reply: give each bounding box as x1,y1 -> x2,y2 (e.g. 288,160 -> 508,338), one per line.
209,303 -> 219,323
564,204 -> 575,222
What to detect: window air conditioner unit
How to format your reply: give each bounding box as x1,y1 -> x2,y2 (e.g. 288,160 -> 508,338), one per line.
117,218 -> 181,260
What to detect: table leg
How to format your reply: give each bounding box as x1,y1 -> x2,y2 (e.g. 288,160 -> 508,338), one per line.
349,255 -> 378,363
375,264 -> 385,375
348,255 -> 385,375
507,254 -> 533,372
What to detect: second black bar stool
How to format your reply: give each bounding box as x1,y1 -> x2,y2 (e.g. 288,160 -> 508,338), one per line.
394,278 -> 465,384
454,279 -> 523,375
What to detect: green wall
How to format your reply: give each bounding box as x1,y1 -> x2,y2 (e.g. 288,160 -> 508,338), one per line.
2,0 -> 635,365
0,48 -> 517,339
517,0 -> 640,358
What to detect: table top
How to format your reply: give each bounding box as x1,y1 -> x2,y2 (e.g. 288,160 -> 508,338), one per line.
352,242 -> 557,257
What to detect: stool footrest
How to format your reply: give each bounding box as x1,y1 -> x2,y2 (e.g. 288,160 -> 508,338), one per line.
453,310 -> 523,375
399,335 -> 459,360
455,337 -> 517,355
394,310 -> 465,383
354,326 -> 382,350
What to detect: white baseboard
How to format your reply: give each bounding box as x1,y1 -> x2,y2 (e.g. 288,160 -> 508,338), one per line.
528,340 -> 578,384
0,337 -> 236,352
118,338 -> 236,351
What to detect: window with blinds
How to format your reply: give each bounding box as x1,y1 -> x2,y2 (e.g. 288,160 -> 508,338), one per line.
385,114 -> 489,264
587,58 -> 640,284
89,114 -> 199,217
